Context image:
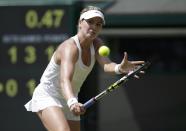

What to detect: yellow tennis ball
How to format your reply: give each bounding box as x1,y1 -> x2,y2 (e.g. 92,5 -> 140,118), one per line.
98,45 -> 110,57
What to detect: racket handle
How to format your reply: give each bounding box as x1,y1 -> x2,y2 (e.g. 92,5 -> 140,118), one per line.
83,98 -> 96,109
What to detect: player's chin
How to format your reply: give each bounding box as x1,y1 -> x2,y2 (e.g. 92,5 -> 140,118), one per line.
87,33 -> 97,39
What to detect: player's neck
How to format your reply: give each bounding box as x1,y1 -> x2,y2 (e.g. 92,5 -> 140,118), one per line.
77,33 -> 92,49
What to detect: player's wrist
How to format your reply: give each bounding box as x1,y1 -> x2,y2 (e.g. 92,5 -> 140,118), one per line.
115,64 -> 122,74
67,97 -> 78,108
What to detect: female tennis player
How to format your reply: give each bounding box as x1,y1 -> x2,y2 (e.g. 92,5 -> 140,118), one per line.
25,5 -> 144,131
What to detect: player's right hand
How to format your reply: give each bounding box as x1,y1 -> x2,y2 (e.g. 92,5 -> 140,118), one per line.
70,103 -> 86,116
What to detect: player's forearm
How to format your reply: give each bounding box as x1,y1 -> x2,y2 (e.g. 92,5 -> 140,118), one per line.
103,62 -> 117,74
60,79 -> 75,100
60,79 -> 79,109
104,62 -> 124,75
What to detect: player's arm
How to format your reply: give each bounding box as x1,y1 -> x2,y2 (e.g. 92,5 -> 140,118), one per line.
57,40 -> 77,101
94,38 -> 118,74
56,40 -> 85,115
94,38 -> 145,75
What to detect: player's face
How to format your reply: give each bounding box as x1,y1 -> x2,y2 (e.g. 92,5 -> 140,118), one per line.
80,17 -> 103,39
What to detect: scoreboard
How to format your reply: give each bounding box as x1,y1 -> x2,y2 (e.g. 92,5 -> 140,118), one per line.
0,4 -> 75,130
0,5 -> 74,98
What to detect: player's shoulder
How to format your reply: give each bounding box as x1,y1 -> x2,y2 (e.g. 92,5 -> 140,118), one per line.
93,37 -> 103,50
94,37 -> 103,44
55,37 -> 78,63
58,37 -> 77,51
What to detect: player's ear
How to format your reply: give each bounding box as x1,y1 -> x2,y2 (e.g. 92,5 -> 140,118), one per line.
77,21 -> 81,31
79,19 -> 83,24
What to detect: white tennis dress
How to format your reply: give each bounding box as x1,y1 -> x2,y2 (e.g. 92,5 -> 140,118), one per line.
24,35 -> 95,121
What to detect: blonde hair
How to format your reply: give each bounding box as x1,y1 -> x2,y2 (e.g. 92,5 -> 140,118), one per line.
79,6 -> 104,20
81,6 -> 103,14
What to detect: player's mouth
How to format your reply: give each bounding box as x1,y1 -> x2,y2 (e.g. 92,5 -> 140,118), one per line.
89,30 -> 96,36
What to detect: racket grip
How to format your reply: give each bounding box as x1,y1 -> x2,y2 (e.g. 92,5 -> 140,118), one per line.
83,98 -> 96,109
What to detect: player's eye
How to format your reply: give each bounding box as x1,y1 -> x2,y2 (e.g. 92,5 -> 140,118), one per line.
96,22 -> 102,27
85,19 -> 93,25
85,19 -> 103,27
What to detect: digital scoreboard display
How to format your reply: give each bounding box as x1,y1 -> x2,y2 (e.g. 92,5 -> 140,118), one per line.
0,4 -> 75,130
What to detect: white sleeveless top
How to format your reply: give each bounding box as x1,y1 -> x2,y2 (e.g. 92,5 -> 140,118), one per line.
40,35 -> 95,96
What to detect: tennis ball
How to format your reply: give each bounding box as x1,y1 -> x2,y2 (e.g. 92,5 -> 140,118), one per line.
98,45 -> 110,57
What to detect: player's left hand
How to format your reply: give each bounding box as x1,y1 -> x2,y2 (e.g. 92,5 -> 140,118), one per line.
119,52 -> 145,78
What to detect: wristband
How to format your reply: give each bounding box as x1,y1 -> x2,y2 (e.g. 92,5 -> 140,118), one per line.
114,64 -> 122,74
67,97 -> 78,108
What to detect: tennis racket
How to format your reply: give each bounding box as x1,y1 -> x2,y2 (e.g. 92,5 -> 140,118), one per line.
83,61 -> 150,109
